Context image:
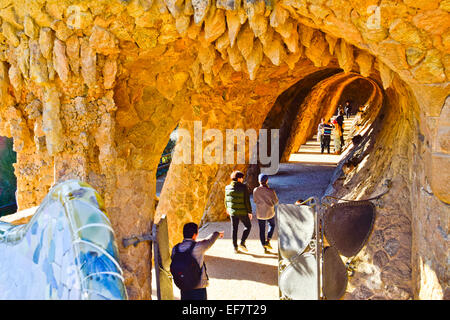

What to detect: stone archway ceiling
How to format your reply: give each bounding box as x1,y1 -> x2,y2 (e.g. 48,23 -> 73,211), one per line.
175,0 -> 447,85
0,2 -> 447,183
0,0 -> 447,97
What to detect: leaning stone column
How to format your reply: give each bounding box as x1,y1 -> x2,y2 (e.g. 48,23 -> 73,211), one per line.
155,118 -> 223,248
155,88 -> 284,245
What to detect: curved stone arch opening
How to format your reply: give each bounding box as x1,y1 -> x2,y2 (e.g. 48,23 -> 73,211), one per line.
0,0 -> 446,300
335,78 -> 376,112
152,67 -> 443,301
281,72 -> 384,162
153,63 -> 428,301
243,68 -> 344,186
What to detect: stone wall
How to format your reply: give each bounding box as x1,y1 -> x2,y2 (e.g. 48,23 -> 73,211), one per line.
326,74 -> 448,299
0,0 -> 447,299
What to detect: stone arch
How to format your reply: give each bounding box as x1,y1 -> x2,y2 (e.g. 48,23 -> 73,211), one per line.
336,78 -> 375,109
203,67 -> 344,222
281,72 -> 384,161
0,0 -> 447,300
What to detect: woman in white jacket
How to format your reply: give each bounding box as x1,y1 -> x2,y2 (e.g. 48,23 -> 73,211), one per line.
253,174 -> 279,253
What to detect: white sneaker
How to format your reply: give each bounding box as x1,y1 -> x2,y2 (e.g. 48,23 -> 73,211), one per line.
238,243 -> 248,252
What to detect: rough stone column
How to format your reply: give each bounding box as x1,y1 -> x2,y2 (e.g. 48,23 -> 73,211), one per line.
106,79 -> 190,299
411,92 -> 450,300
155,117 -> 224,247
154,81 -> 280,245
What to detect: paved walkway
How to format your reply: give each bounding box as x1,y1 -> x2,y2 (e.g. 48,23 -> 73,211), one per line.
289,115 -> 356,164
153,162 -> 335,300
152,115 -> 350,300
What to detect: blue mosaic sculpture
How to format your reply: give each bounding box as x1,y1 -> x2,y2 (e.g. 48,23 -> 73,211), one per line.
0,180 -> 128,300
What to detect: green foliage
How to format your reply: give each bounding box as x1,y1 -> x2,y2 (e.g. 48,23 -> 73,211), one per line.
156,132 -> 177,178
0,138 -> 17,213
163,137 -> 176,155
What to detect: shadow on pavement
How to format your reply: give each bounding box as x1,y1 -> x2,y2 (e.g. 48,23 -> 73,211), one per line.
205,255 -> 278,286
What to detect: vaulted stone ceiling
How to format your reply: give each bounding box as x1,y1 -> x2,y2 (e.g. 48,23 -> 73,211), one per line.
0,0 -> 448,300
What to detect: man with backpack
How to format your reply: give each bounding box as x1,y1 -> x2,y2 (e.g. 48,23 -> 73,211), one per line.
170,222 -> 224,300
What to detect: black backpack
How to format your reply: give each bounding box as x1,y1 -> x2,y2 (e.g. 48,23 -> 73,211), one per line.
170,241 -> 202,291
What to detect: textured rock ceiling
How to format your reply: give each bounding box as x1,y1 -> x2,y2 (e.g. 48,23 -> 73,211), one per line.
0,0 -> 448,300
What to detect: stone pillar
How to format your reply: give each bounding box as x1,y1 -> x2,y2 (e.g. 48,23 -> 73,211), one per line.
105,81 -> 188,299
155,118 -> 223,247
411,91 -> 450,299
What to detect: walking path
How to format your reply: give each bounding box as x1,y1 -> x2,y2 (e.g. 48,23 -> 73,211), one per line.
152,117 -> 356,300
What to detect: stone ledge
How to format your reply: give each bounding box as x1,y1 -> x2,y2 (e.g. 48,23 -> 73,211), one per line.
0,206 -> 38,225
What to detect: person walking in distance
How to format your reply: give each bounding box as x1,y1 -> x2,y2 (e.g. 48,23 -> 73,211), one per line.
317,118 -> 325,146
335,110 -> 345,147
332,119 -> 342,154
253,174 -> 279,254
321,119 -> 333,154
356,105 -> 366,126
344,100 -> 352,119
225,171 -> 253,253
170,222 -> 224,300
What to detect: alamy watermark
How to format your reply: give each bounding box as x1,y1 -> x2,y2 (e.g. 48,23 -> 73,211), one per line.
66,4 -> 382,30
366,5 -> 382,30
171,121 -> 280,175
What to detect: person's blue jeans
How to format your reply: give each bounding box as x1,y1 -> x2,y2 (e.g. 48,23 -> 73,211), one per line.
181,288 -> 207,300
258,217 -> 276,246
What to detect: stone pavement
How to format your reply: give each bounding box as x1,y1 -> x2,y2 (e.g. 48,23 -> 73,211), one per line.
152,217 -> 279,300
289,115 -> 356,165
